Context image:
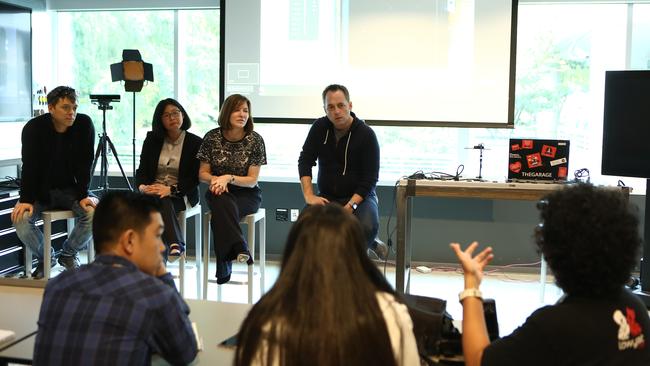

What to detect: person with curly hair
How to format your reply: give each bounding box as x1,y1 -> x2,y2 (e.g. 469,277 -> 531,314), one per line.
451,183 -> 650,366
234,204 -> 419,366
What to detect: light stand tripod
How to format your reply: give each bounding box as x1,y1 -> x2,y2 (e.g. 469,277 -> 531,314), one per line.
89,94 -> 133,193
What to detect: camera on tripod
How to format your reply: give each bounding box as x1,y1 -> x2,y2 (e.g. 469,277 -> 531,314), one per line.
90,94 -> 120,110
89,93 -> 132,193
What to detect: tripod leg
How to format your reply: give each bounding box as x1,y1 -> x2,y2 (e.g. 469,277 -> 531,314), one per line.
104,135 -> 134,191
90,135 -> 110,192
90,135 -> 104,178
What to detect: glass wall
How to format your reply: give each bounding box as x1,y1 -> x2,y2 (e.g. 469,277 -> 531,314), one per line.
40,3 -> 650,193
51,9 -> 219,174
262,2 -> 650,194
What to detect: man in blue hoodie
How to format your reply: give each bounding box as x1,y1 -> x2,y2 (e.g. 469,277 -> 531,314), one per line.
298,84 -> 386,258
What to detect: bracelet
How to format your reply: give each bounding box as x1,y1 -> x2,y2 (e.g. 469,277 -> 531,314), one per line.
458,288 -> 483,303
229,175 -> 235,184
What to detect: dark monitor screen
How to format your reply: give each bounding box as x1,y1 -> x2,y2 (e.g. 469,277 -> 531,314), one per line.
601,70 -> 650,179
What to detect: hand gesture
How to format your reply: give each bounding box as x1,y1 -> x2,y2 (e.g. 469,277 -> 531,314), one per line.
450,241 -> 494,289
304,193 -> 329,206
209,175 -> 230,196
11,202 -> 34,223
79,196 -> 99,212
139,184 -> 171,198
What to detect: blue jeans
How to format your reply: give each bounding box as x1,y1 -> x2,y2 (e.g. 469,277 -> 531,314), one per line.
14,189 -> 94,261
322,190 -> 380,249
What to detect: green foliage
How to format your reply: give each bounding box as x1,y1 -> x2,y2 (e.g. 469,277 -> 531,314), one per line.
64,9 -> 219,167
514,33 -> 590,130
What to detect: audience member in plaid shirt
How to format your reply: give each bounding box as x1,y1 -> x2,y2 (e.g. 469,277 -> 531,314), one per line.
33,191 -> 198,365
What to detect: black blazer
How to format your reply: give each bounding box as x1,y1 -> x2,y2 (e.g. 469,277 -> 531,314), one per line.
135,131 -> 203,207
20,113 -> 95,204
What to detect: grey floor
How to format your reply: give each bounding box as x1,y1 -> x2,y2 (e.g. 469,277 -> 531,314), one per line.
161,257 -> 563,336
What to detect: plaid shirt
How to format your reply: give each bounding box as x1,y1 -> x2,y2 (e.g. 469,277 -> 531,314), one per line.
34,255 -> 197,365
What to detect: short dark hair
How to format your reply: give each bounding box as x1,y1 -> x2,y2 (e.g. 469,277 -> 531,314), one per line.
47,86 -> 78,106
92,191 -> 162,254
235,204 -> 397,366
322,84 -> 350,105
217,94 -> 254,134
535,183 -> 641,297
151,98 -> 192,138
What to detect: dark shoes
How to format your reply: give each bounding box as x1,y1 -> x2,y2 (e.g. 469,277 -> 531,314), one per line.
30,257 -> 58,279
31,263 -> 46,279
57,254 -> 80,271
368,238 -> 389,260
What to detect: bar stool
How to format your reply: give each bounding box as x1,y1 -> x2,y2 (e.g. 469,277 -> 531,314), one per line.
176,203 -> 202,298
202,209 -> 266,304
24,209 -> 94,279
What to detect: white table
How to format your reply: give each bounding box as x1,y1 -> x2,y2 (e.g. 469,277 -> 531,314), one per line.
395,179 -> 630,299
0,286 -> 252,365
0,286 -> 43,364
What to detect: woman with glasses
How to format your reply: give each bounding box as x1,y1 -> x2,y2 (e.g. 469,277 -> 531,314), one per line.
136,98 -> 202,261
197,94 -> 266,284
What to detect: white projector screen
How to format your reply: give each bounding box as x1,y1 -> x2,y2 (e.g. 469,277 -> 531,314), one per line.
223,0 -> 517,127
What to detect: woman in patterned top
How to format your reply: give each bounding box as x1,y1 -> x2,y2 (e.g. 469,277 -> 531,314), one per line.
197,94 -> 267,284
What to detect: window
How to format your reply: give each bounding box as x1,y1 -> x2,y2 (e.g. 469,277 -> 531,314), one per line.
49,9 -> 219,174
259,2 -> 650,194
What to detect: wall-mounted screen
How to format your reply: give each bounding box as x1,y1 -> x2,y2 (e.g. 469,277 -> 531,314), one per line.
223,0 -> 517,126
0,3 -> 32,122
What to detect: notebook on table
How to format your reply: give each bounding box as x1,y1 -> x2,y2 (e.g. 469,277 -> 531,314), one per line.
507,138 -> 570,183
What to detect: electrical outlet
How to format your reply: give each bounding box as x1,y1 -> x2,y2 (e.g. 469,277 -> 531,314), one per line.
275,208 -> 288,221
290,209 -> 299,222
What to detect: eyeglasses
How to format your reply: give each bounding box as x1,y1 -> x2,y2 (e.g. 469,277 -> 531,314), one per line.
162,110 -> 182,120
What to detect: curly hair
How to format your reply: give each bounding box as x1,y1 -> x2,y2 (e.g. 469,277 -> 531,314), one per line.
535,183 -> 640,297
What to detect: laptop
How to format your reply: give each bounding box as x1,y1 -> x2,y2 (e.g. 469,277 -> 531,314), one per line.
507,138 -> 570,183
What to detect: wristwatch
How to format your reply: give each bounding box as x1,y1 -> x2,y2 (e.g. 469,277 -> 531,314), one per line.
348,201 -> 358,211
458,288 -> 483,303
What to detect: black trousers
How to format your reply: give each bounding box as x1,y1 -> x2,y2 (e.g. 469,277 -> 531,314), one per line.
205,186 -> 262,280
159,196 -> 187,262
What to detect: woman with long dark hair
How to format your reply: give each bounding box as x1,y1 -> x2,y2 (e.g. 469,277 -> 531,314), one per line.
235,204 -> 419,366
136,98 -> 202,261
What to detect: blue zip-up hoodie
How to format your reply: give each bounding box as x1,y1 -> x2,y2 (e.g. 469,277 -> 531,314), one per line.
298,112 -> 379,200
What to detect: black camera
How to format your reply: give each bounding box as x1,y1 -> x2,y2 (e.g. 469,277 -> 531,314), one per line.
90,94 -> 120,110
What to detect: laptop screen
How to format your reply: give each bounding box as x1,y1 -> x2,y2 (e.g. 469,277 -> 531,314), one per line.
508,139 -> 570,182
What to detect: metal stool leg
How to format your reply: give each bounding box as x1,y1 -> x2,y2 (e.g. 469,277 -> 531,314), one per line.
202,212 -> 210,300
260,213 -> 266,295
246,216 -> 255,304
43,213 -> 52,279
195,211 -> 202,299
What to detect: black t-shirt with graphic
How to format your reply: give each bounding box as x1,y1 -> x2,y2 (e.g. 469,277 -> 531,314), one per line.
482,288 -> 650,366
196,128 -> 267,181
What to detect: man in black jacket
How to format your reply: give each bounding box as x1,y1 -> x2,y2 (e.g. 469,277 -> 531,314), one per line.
11,86 -> 97,278
298,84 -> 387,259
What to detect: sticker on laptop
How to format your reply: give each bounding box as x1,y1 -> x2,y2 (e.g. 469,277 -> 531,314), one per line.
526,153 -> 543,168
550,157 -> 567,166
541,145 -> 557,158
